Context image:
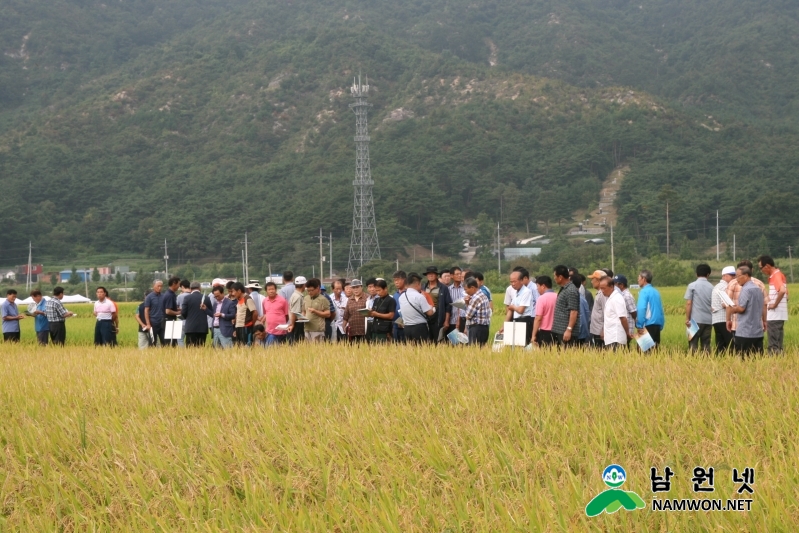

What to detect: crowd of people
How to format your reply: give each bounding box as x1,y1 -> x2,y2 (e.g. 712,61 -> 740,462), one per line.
1,286 -> 119,346
132,267 -> 494,348
1,256 -> 789,356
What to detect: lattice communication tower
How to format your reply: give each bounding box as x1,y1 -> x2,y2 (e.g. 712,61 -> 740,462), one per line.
346,74 -> 381,277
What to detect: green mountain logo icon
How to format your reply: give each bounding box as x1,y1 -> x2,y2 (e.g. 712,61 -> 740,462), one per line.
585,465 -> 646,517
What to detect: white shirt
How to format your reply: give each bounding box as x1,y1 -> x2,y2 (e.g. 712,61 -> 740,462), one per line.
603,290 -> 629,345
504,285 -> 515,306
333,293 -> 348,333
711,280 -> 729,324
767,269 -> 789,321
510,284 -> 533,319
365,294 -> 377,323
249,291 -> 264,319
401,287 -> 432,326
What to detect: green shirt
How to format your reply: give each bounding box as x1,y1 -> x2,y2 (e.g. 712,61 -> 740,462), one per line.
303,294 -> 328,332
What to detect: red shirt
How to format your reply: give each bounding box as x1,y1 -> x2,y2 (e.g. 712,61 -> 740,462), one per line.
262,295 -> 289,335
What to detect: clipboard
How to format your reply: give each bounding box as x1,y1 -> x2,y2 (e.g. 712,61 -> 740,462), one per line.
164,320 -> 184,340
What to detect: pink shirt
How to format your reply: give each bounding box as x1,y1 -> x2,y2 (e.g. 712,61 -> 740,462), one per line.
262,295 -> 289,335
535,291 -> 557,331
94,299 -> 116,320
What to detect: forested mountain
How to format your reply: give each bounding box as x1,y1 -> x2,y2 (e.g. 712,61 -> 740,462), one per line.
1,0 -> 797,268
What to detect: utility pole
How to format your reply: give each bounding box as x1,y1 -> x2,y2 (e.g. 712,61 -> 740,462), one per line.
789,246 -> 795,283
716,210 -> 719,261
497,221 -> 501,274
329,232 -> 333,281
733,234 -> 736,261
242,232 -> 250,281
84,267 -> 90,299
610,222 -> 615,274
431,242 -> 434,262
666,202 -> 670,257
26,241 -> 32,292
396,258 -> 399,272
319,228 -> 324,282
268,263 -> 272,282
163,239 -> 169,278
241,250 -> 245,281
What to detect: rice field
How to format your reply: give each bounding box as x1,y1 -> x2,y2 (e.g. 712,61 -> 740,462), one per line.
1,285 -> 797,530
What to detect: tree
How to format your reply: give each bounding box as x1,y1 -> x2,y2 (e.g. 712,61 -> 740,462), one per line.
115,271 -> 122,284
50,273 -> 57,286
132,271 -> 155,300
91,267 -> 100,282
68,267 -> 80,285
678,236 -> 693,260
474,212 -> 496,258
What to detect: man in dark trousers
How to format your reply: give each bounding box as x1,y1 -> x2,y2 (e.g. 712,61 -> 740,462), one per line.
181,282 -> 213,347
210,286 -> 237,348
422,266 -> 448,342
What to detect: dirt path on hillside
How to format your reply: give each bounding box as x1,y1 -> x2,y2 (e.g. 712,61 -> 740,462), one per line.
568,166 -> 629,236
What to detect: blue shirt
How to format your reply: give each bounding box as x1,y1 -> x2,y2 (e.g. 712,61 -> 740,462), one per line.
393,290 -> 404,324
578,294 -> 591,341
144,291 -> 166,324
479,285 -> 492,301
34,299 -> 49,332
2,299 -> 21,334
163,289 -> 178,319
526,281 -> 538,316
736,281 -> 765,339
635,284 -> 665,329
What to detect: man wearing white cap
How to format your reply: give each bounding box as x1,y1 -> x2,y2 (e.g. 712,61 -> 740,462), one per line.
711,266 -> 736,352
289,276 -> 307,343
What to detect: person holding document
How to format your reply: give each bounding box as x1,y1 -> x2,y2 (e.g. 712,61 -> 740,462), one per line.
726,266 -> 765,357
635,270 -> 665,348
342,279 -> 368,343
600,278 -> 630,351
684,264 -> 714,353
711,266 -> 736,353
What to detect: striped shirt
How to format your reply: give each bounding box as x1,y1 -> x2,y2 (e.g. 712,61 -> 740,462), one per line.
464,290 -> 491,326
710,280 -> 729,324
449,284 -> 465,323
45,298 -> 70,322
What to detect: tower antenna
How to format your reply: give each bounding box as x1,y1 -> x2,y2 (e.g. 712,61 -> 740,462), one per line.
346,73 -> 380,277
